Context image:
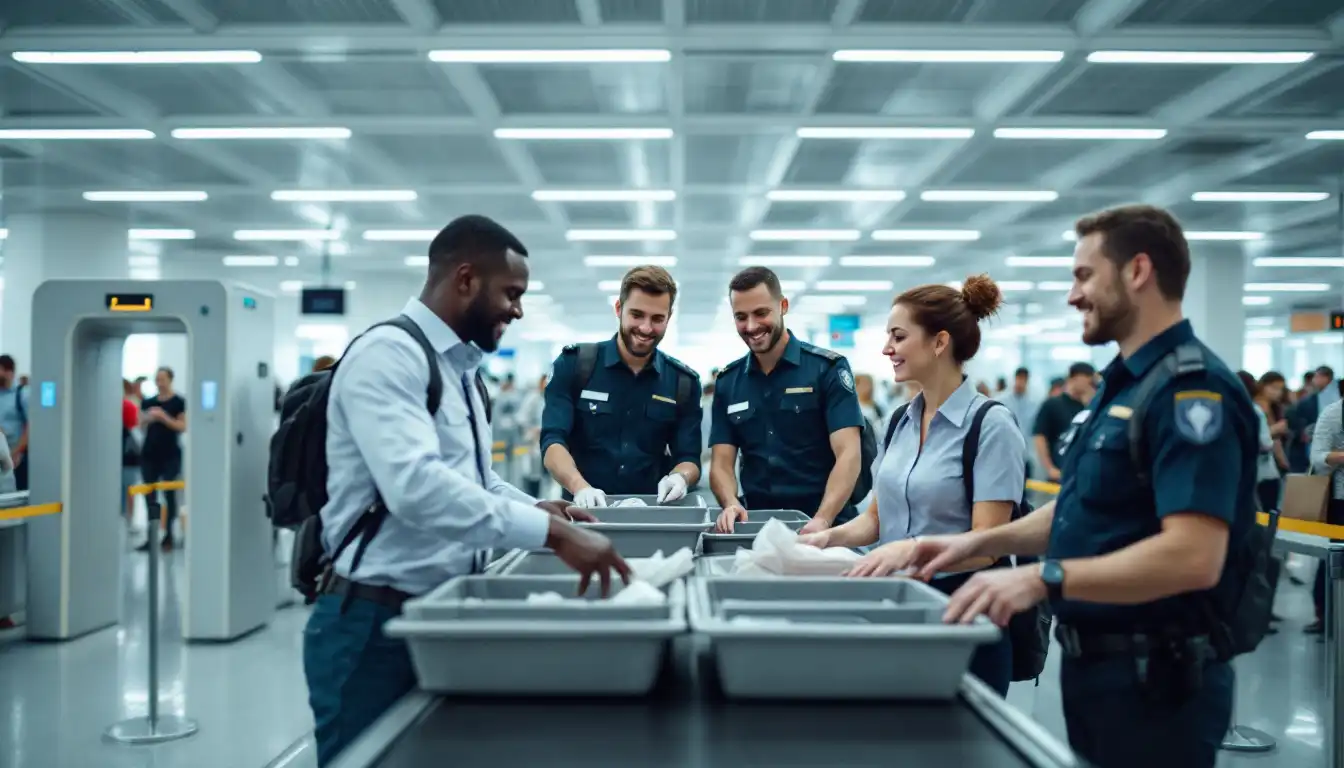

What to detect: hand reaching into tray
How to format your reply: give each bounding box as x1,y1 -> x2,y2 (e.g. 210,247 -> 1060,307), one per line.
536,500 -> 599,523
546,519 -> 632,597
842,539 -> 916,577
715,504 -> 748,533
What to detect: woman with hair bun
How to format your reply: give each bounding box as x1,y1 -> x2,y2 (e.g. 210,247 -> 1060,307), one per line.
799,274 -> 1026,695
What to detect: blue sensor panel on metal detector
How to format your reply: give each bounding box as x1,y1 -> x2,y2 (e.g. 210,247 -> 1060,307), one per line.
40,381 -> 56,408
202,381 -> 218,411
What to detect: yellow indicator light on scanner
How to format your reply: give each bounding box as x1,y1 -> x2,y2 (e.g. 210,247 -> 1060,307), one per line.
107,294 -> 153,312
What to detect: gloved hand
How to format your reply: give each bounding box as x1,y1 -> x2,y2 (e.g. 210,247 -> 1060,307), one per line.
573,486 -> 608,509
656,472 -> 688,504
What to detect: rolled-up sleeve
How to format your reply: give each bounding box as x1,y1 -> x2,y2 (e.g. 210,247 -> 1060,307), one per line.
334,335 -> 550,552
539,352 -> 575,456
671,373 -> 703,469
1310,401 -> 1343,475
972,407 -> 1027,502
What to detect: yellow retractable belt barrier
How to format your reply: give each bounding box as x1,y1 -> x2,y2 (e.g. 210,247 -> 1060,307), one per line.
1257,511 -> 1344,539
1025,479 -> 1061,495
0,502 -> 62,522
128,480 -> 185,496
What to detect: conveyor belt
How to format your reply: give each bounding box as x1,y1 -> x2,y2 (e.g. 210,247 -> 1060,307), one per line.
334,637 -> 1081,768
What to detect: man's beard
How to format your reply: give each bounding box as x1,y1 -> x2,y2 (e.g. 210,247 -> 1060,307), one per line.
1081,279 -> 1136,346
620,325 -> 662,357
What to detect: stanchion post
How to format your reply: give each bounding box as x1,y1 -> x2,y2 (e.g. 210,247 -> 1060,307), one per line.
1330,544 -> 1344,768
104,488 -> 199,745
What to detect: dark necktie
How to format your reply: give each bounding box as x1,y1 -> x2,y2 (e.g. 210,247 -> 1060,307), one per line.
460,371 -> 490,574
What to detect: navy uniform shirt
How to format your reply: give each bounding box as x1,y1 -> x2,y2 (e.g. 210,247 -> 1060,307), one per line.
1046,320 -> 1257,631
709,334 -> 865,519
540,336 -> 703,496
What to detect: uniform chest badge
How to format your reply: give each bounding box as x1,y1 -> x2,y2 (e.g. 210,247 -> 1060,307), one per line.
1173,390 -> 1223,445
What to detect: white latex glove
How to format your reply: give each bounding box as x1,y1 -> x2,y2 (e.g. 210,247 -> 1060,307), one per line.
656,472 -> 688,504
573,486 -> 608,508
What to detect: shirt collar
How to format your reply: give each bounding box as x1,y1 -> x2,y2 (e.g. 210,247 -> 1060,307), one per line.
601,335 -> 664,376
905,376 -> 979,429
1120,319 -> 1194,379
400,298 -> 483,370
750,331 -> 802,373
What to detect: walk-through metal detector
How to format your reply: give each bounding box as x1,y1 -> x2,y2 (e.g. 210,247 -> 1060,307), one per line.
26,279 -> 276,642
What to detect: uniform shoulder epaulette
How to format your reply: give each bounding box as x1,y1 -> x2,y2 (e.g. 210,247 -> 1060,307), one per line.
663,354 -> 699,380
799,342 -> 842,363
719,355 -> 748,374
561,343 -> 579,353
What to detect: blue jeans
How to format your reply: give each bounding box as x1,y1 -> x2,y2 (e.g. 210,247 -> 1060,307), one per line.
1061,656 -> 1233,768
303,594 -> 416,766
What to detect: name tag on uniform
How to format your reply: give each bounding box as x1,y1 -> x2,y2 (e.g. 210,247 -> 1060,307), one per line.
580,390 -> 609,402
727,401 -> 750,414
651,394 -> 676,405
784,387 -> 814,394
1072,409 -> 1090,424
1107,405 -> 1133,420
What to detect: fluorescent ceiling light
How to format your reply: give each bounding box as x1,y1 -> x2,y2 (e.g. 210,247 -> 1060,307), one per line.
0,229 -> 6,239
797,127 -> 974,140
998,281 -> 1036,291
1006,255 -> 1073,267
583,255 -> 678,267
994,127 -> 1166,140
1242,296 -> 1272,306
1253,256 -> 1344,268
430,49 -> 670,63
404,255 -> 429,267
1063,230 -> 1078,241
767,189 -> 906,202
1246,317 -> 1276,327
532,189 -> 675,202
284,256 -> 299,266
1307,131 -> 1344,141
566,229 -> 676,241
749,229 -> 861,241
920,189 -> 1058,202
871,229 -> 981,241
779,280 -> 808,292
598,280 -> 622,292
530,281 -> 545,290
494,128 -> 672,140
1243,282 -> 1330,292
171,127 -> 351,140
280,280 -> 304,293
1192,191 -> 1329,202
13,50 -> 262,65
0,128 -> 153,140
271,190 -> 418,202
1312,336 -> 1343,346
234,229 -> 340,242
1036,281 -> 1074,291
1087,51 -> 1314,65
793,294 -> 868,307
1187,231 -> 1263,241
838,255 -> 935,267
833,50 -> 1064,63
129,228 -> 194,240
223,255 -> 279,267
814,280 -> 894,291
738,256 -> 833,267
363,229 -> 437,241
84,190 -> 208,202
129,268 -> 160,280
1247,329 -> 1287,339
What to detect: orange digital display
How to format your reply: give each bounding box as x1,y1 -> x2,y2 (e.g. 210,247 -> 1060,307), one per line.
106,294 -> 153,312
1331,311 -> 1344,331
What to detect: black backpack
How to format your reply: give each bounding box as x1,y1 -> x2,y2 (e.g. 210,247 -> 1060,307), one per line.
1124,342 -> 1274,661
569,341 -> 695,412
268,315 -> 488,602
886,398 -> 1051,683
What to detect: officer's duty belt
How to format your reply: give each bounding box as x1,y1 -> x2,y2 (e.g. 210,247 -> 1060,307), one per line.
322,573 -> 414,612
1055,623 -> 1211,660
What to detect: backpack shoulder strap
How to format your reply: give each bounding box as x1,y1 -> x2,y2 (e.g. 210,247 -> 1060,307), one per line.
377,315 -> 443,414
569,342 -> 601,403
884,404 -> 909,450
1127,342 -> 1206,488
15,384 -> 26,422
662,354 -> 699,409
962,399 -> 1005,505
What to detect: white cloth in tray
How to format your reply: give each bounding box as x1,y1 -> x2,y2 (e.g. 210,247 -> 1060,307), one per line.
730,518 -> 863,576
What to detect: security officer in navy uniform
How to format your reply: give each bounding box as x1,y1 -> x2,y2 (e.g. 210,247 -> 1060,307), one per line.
899,205 -> 1257,768
541,266 -> 703,507
710,266 -> 866,536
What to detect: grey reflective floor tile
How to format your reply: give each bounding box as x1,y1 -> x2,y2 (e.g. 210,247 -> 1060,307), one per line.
0,544 -> 317,768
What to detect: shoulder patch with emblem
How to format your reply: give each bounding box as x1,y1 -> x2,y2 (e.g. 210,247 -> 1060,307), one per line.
839,367 -> 855,393
1173,389 -> 1223,445
562,343 -> 578,352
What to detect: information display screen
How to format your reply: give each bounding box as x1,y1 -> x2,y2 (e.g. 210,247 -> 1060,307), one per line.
106,293 -> 153,312
1331,311 -> 1344,331
301,288 -> 346,315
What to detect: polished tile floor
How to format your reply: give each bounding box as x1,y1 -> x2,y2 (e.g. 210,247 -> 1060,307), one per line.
0,538 -> 1329,768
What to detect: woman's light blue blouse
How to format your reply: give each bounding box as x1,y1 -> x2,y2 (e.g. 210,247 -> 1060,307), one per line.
876,378 -> 1026,545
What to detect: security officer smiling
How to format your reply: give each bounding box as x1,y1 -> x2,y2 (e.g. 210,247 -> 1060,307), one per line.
711,266 -> 866,535
541,266 -> 703,507
901,204 -> 1258,768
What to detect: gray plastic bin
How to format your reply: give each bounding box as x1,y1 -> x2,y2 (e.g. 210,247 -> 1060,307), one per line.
740,509 -> 809,524
605,492 -> 709,508
586,506 -> 709,525
579,524 -> 710,557
387,575 -> 686,696
694,555 -> 739,577
697,519 -> 807,555
688,577 -> 1000,701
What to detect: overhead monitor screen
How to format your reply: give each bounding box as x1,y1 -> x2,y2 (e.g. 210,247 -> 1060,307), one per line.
301,288 -> 346,316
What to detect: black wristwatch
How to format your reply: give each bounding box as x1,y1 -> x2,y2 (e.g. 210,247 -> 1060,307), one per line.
1040,559 -> 1066,603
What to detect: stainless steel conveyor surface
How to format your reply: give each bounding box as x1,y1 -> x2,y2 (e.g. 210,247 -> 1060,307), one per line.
332,636 -> 1083,768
